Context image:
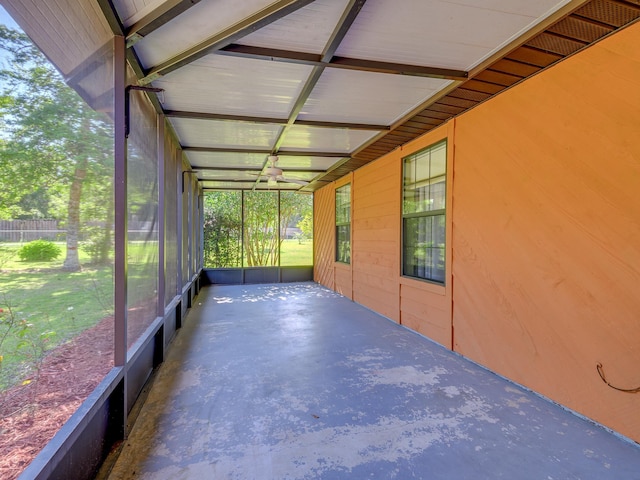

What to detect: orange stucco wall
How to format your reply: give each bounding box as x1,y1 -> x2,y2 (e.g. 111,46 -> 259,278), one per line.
314,22 -> 640,441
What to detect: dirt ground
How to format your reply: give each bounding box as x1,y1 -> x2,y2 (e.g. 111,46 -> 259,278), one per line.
0,315 -> 115,480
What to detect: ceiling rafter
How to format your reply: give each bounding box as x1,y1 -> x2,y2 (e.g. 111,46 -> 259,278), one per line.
255,0 -> 367,189
165,110 -> 388,130
126,0 -> 203,47
183,146 -> 350,158
96,0 -> 165,116
192,165 -> 326,173
201,186 -> 303,191
304,0 -> 640,192
217,44 -> 468,80
98,0 -> 640,193
138,0 -> 317,85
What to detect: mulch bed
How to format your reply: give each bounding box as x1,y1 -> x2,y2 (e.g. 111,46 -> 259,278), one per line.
0,313 -> 114,480
0,294 -> 158,480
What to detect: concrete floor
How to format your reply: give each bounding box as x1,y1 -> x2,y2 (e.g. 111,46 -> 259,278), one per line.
108,282 -> 640,479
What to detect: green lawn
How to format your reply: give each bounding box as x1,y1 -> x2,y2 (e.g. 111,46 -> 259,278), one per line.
0,238 -> 310,390
236,239 -> 313,267
280,238 -> 313,266
0,243 -> 114,389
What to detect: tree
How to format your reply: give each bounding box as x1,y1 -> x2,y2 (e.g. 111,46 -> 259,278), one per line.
203,190 -> 313,268
243,191 -> 279,266
297,209 -> 313,241
203,191 -> 242,268
280,191 -> 311,243
0,25 -> 113,269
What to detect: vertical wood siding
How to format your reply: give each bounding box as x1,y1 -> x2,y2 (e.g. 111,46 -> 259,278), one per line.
334,264 -> 353,299
452,22 -> 640,442
333,175 -> 353,299
313,184 -> 335,290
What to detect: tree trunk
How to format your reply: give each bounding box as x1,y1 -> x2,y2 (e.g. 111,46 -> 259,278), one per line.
97,187 -> 113,264
62,158 -> 87,271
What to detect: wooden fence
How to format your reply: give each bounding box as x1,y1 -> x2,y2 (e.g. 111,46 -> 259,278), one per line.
0,220 -> 63,242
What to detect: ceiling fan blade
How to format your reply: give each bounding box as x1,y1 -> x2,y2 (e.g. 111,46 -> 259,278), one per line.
281,177 -> 309,185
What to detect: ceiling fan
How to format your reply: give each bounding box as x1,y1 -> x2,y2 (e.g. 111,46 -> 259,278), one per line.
258,155 -> 309,187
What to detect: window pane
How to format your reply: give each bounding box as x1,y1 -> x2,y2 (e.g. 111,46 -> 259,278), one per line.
402,140 -> 447,283
430,246 -> 446,283
404,182 -> 431,214
416,154 -> 430,183
280,192 -> 313,266
335,184 -> 351,224
243,191 -> 278,266
164,137 -> 179,304
404,156 -> 415,185
0,17 -> 115,473
336,225 -> 351,264
127,88 -> 159,349
203,191 -> 242,268
403,214 -> 445,283
404,141 -> 447,215
181,158 -> 190,282
430,179 -> 446,211
430,142 -> 447,178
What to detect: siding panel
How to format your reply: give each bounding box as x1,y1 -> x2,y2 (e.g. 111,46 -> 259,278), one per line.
312,21 -> 640,443
313,185 -> 335,290
452,22 -> 640,442
352,155 -> 400,321
334,264 -> 352,299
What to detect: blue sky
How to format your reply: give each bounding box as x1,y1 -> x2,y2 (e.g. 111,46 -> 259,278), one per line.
0,6 -> 20,29
0,5 -> 22,67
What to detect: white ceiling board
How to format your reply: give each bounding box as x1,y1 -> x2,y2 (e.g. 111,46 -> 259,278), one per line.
275,156 -> 343,171
155,55 -> 314,117
111,0 -> 167,28
299,69 -> 452,125
279,125 -> 378,154
335,0 -> 572,70
241,0 -> 351,54
277,171 -> 320,181
198,171 -> 261,181
169,118 -> 281,149
185,151 -> 267,169
201,181 -> 300,190
133,0 -> 276,68
201,181 -> 259,189
255,183 -> 300,190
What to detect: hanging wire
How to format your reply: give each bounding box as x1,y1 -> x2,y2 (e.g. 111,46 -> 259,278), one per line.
596,363 -> 640,393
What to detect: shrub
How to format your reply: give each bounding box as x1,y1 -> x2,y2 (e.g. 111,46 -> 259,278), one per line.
17,240 -> 62,262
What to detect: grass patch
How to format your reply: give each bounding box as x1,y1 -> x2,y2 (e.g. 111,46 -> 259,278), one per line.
0,241 -> 158,390
0,242 -> 93,271
0,262 -> 114,389
280,239 -> 313,266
